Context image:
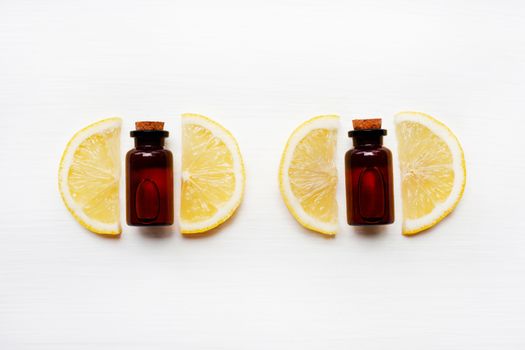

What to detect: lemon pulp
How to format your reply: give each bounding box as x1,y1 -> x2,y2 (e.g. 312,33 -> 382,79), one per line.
181,114 -> 245,234
59,118 -> 121,235
395,112 -> 466,235
279,115 -> 339,235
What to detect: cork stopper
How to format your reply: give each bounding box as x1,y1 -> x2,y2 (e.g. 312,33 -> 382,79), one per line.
135,121 -> 164,131
352,118 -> 382,130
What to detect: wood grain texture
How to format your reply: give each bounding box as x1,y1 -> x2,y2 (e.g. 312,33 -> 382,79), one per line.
1,0 -> 525,349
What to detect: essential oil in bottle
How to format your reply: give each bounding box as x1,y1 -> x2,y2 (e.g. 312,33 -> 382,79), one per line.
345,118 -> 394,226
126,121 -> 174,226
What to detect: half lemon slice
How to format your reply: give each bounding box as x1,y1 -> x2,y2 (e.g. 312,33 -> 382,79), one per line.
279,115 -> 339,235
180,114 -> 245,234
58,118 -> 122,235
395,111 -> 466,235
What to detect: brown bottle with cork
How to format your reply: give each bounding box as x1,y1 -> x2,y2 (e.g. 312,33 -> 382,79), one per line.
126,121 -> 174,226
345,118 -> 394,225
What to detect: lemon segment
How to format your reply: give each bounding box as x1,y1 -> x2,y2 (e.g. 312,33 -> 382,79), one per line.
279,115 -> 339,235
394,111 -> 466,235
58,118 -> 122,235
181,114 -> 245,234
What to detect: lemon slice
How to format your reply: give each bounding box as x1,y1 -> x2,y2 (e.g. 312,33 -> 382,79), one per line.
395,111 -> 466,235
279,115 -> 339,235
181,114 -> 245,234
58,118 -> 122,235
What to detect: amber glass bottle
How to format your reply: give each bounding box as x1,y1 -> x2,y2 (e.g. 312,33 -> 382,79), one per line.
126,122 -> 174,226
345,119 -> 394,225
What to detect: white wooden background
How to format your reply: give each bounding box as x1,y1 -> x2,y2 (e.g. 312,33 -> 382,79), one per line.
1,0 -> 525,349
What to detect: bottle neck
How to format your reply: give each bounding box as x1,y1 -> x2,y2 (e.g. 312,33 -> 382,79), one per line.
349,129 -> 387,148
134,136 -> 165,150
352,134 -> 383,148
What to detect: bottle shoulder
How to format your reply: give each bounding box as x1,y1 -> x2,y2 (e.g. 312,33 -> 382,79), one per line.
345,146 -> 393,164
126,148 -> 173,161
127,147 -> 172,154
346,146 -> 392,156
